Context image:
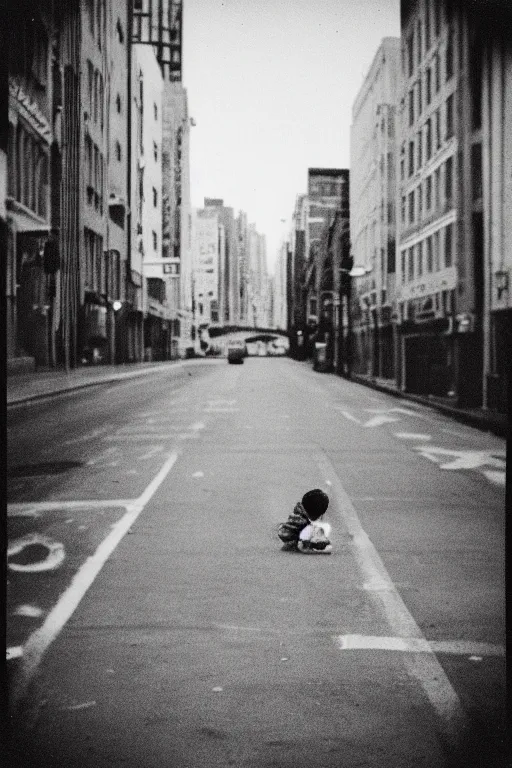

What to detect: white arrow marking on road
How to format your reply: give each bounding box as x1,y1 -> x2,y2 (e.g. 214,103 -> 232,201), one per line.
6,646 -> 24,661
414,446 -> 506,471
191,421 -> 205,431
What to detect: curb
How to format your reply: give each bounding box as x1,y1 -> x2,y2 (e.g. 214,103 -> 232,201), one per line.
6,361 -> 188,409
349,373 -> 508,439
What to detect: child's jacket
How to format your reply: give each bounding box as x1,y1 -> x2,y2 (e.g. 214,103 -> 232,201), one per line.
278,502 -> 310,542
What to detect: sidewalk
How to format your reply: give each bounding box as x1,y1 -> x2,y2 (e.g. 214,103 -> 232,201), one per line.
349,371 -> 509,439
6,360 -> 190,408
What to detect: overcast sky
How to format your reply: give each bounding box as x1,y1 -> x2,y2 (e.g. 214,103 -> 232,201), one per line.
183,0 -> 400,272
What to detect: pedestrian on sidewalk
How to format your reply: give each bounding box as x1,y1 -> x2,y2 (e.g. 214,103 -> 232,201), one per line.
278,489 -> 332,553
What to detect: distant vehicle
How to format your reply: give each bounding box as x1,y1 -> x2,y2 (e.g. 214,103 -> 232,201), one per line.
227,338 -> 246,364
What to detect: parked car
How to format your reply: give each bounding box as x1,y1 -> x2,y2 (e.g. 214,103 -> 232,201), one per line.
227,339 -> 246,364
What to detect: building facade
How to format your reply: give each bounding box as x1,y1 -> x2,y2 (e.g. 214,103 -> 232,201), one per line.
396,0 -> 511,410
192,207 -> 223,329
350,37 -> 401,381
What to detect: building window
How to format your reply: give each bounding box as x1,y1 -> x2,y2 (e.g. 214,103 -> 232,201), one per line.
116,93 -> 122,113
408,89 -> 414,126
425,3 -> 431,49
153,141 -> 158,162
417,20 -> 422,64
94,70 -> 99,122
426,67 -> 431,105
418,240 -> 424,276
445,223 -> 453,267
115,141 -> 122,162
426,236 -> 433,272
409,139 -> 415,176
152,231 -> 158,250
470,32 -> 483,129
471,143 -> 483,201
116,17 -> 124,44
446,94 -> 454,138
445,155 -> 453,203
153,187 -> 158,207
401,195 -> 406,223
434,0 -> 441,37
408,190 -> 415,224
434,231 -> 440,271
446,30 -> 454,80
408,248 -> 414,281
435,166 -> 441,209
425,118 -> 432,161
435,54 -> 441,92
87,60 -> 94,116
418,183 -> 423,220
401,251 -> 406,282
88,0 -> 95,36
435,108 -> 441,149
417,130 -> 422,169
97,0 -> 102,49
426,174 -> 432,210
417,78 -> 422,115
153,102 -> 158,120
407,33 -> 414,77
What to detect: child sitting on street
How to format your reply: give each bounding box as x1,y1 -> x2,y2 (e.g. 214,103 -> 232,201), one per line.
278,489 -> 332,553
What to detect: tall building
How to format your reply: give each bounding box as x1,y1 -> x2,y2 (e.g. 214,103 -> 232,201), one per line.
131,45 -> 168,362
236,210 -> 250,325
273,240 -> 288,330
203,198 -> 240,325
7,1 -> 58,369
397,0 -> 511,409
350,37 -> 401,380
192,207 -> 223,328
106,1 -> 129,365
130,0 -> 192,357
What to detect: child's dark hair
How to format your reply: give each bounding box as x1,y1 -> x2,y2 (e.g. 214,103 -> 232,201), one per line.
302,489 -> 329,521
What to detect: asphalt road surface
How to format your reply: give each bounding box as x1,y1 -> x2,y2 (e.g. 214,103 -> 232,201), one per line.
6,358 -> 506,767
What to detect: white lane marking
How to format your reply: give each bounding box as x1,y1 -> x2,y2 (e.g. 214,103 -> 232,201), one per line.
203,408 -> 240,413
339,411 -> 361,424
63,427 -> 110,446
363,415 -> 399,428
317,452 -> 467,744
192,471 -> 204,478
335,636 -> 504,657
64,701 -> 97,711
104,434 -> 184,441
13,605 -> 44,618
8,534 -> 65,572
86,447 -> 118,466
138,445 -> 164,460
8,499 -> 132,514
191,421 -> 205,431
10,452 -> 180,710
414,446 -> 506,471
482,470 -> 506,487
7,507 -> 41,518
394,432 -> 432,440
208,399 -> 237,406
7,646 -> 24,661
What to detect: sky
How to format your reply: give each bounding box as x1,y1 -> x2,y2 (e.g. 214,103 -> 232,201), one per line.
183,0 -> 401,272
